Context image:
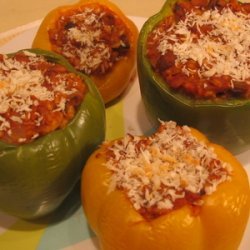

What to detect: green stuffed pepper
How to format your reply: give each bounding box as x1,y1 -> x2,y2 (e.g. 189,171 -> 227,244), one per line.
137,0 -> 250,154
0,49 -> 105,219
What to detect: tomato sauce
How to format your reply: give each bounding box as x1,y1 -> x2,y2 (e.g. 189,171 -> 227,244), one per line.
48,4 -> 131,75
0,51 -> 86,145
147,0 -> 250,99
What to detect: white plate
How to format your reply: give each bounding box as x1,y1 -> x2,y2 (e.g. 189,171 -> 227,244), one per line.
0,16 -> 249,250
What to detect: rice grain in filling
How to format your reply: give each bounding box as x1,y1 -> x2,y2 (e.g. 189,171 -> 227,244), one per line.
0,51 -> 86,145
48,4 -> 131,75
146,0 -> 250,99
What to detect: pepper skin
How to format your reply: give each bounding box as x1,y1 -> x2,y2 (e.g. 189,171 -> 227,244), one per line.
137,0 -> 250,154
81,126 -> 250,250
0,49 -> 105,219
32,0 -> 138,104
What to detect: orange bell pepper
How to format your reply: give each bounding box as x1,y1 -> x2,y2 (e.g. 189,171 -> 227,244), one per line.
32,0 -> 138,104
81,122 -> 250,250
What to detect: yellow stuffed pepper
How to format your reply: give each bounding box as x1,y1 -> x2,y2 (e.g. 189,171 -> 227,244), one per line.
32,0 -> 138,104
81,121 -> 250,250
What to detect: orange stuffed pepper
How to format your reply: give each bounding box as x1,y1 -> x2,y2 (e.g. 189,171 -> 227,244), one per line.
32,0 -> 138,104
81,121 -> 250,250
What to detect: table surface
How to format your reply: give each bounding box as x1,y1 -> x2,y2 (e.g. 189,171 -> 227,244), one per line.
0,0 -> 165,33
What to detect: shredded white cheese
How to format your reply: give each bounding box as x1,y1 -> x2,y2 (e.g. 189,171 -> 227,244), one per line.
155,7 -> 250,83
105,121 -> 231,215
0,52 -> 80,141
57,8 -> 112,74
51,6 -> 130,75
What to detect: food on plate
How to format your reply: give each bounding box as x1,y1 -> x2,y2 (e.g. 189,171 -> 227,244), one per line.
137,0 -> 250,154
81,121 -> 250,250
32,0 -> 138,104
0,50 -> 85,145
0,49 -> 105,219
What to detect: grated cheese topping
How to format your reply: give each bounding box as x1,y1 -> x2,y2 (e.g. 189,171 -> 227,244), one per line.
104,121 -> 232,218
49,5 -> 130,75
0,51 -> 85,144
154,7 -> 250,83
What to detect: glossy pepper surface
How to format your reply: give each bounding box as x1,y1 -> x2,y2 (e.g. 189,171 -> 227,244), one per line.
81,126 -> 250,250
32,0 -> 138,104
0,49 -> 105,219
137,0 -> 250,154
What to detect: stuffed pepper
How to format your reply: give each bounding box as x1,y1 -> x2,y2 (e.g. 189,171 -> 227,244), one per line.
0,49 -> 105,219
137,0 -> 250,154
81,121 -> 250,250
32,0 -> 138,104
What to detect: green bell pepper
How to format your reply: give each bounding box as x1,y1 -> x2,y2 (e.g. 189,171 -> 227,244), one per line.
137,0 -> 250,154
0,49 -> 105,219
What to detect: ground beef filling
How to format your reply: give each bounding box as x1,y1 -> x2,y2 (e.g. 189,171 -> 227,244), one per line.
104,121 -> 231,220
146,0 -> 250,99
0,51 -> 86,145
48,4 -> 131,75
